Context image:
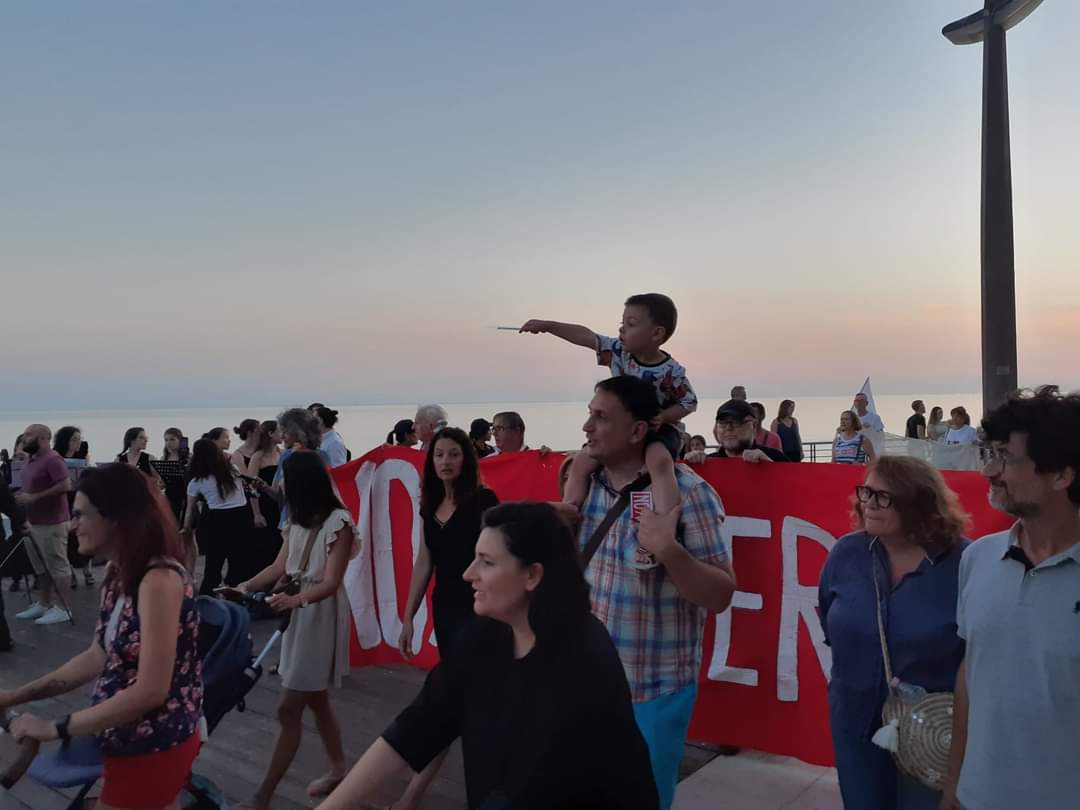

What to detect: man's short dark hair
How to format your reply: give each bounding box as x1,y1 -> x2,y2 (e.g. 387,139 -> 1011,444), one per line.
492,411 -> 525,432
624,293 -> 677,342
594,376 -> 660,423
981,385 -> 1080,505
912,400 -> 924,411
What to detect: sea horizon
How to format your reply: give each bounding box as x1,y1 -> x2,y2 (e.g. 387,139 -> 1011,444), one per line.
1,391 -> 983,459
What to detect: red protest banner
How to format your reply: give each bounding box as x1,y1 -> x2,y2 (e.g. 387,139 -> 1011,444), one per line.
332,447 -> 1010,766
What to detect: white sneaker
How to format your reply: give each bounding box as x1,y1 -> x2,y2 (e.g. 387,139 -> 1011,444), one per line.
15,602 -> 48,620
34,606 -> 72,625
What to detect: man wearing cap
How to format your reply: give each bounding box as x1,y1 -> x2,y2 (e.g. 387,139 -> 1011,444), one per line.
469,418 -> 495,458
685,400 -> 789,464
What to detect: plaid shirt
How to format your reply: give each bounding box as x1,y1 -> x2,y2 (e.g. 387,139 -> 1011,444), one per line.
579,465 -> 727,702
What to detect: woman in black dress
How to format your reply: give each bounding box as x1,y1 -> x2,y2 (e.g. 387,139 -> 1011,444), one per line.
395,426 -> 498,810
116,426 -> 155,475
249,420 -> 284,572
317,503 -> 658,810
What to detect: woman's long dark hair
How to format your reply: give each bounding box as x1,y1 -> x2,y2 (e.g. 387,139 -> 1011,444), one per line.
77,464 -> 187,596
282,451 -> 345,529
188,438 -> 238,499
255,420 -> 277,454
122,426 -> 145,454
54,425 -> 82,458
482,502 -> 592,649
163,427 -> 190,463
420,427 -> 482,518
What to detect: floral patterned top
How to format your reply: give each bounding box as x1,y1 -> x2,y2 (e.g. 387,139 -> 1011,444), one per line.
92,558 -> 203,756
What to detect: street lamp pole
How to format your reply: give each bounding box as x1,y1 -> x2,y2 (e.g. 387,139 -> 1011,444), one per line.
943,0 -> 1043,410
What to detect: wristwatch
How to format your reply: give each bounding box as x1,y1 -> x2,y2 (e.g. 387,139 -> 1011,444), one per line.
55,714 -> 72,744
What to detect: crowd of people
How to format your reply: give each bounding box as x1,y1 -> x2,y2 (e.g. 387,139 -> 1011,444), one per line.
0,292 -> 1077,810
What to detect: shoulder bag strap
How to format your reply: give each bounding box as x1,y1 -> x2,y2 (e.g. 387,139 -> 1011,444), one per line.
581,474 -> 652,568
871,554 -> 896,690
296,525 -> 321,577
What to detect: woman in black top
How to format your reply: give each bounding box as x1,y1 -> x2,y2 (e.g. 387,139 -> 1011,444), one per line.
317,502 -> 658,810
116,426 -> 155,476
394,426 -> 498,810
399,427 -> 499,662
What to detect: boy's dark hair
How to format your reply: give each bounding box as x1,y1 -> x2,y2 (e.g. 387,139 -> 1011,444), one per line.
594,376 -> 660,424
624,293 -> 677,343
981,385 -> 1080,505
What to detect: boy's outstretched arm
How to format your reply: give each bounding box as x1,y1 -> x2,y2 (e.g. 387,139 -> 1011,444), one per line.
519,319 -> 597,349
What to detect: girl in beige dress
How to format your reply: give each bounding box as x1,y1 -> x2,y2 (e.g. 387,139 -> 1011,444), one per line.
235,450 -> 359,810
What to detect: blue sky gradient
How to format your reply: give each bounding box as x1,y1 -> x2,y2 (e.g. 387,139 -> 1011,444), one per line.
3,1 -> 1077,409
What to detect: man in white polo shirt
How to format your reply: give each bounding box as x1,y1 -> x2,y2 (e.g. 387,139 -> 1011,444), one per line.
942,386 -> 1080,810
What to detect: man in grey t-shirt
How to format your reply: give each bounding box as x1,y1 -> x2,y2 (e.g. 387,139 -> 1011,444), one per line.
942,387 -> 1080,810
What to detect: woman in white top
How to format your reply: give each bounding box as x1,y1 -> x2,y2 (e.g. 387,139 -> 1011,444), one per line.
181,438 -> 264,595
926,407 -> 949,442
943,406 -> 979,446
313,406 -> 349,467
833,411 -> 876,465
235,450 -> 359,810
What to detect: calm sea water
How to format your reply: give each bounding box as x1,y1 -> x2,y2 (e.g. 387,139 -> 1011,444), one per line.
1,393 -> 981,460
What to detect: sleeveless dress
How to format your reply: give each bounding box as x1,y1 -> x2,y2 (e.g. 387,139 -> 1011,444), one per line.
278,509 -> 360,691
424,488 -> 500,661
116,451 -> 153,476
254,463 -> 283,571
775,419 -> 803,461
93,559 -> 203,755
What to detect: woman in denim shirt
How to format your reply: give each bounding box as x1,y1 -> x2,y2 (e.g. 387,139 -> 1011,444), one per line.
818,456 -> 969,810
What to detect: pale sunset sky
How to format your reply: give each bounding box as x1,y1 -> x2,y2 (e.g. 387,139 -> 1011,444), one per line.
2,1 -> 1077,410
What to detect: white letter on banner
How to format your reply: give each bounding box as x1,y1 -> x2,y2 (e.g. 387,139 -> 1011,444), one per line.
776,517 -> 835,701
707,516 -> 769,686
345,459 -> 426,652
345,461 -> 381,649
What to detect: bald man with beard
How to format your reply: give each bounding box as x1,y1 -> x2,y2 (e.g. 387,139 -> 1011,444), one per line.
13,424 -> 73,625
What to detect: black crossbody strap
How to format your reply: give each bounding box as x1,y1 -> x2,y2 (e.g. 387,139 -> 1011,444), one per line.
581,474 -> 652,568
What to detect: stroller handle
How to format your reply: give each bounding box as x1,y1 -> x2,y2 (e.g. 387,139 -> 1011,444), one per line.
0,712 -> 42,790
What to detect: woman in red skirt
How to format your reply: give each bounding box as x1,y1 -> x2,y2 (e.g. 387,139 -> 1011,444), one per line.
1,463 -> 203,810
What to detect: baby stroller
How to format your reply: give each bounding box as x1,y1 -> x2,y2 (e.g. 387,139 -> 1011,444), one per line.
2,593 -> 286,809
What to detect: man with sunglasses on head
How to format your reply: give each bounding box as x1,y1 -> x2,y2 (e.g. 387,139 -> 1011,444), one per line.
940,386 -> 1080,810
689,400 -> 788,464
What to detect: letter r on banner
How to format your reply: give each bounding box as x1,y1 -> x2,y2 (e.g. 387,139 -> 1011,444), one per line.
777,517 -> 835,702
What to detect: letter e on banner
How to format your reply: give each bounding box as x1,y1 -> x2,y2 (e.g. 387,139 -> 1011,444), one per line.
708,516 -> 770,686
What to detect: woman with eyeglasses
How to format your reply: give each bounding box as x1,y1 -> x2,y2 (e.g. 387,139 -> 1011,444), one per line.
817,456 -> 970,810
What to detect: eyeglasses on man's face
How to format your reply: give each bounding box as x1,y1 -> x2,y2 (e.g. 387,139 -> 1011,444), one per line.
978,444 -> 1022,471
855,485 -> 894,509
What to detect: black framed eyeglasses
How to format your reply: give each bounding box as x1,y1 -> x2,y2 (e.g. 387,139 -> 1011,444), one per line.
855,485 -> 894,509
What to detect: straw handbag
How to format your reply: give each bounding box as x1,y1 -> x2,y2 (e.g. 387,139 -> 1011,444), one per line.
870,568 -> 955,791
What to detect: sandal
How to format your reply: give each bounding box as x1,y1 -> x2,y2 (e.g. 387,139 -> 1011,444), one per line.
307,772 -> 345,797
